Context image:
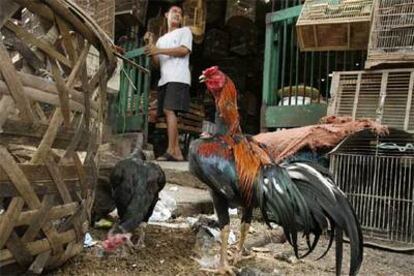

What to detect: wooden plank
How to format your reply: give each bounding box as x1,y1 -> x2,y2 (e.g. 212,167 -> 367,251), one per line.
0,95 -> 15,132
66,43 -> 90,88
0,0 -> 19,28
0,71 -> 99,111
14,203 -> 78,227
0,230 -> 76,263
0,197 -> 24,249
404,72 -> 414,131
0,120 -> 89,151
177,112 -> 204,122
0,180 -> 81,198
56,17 -> 78,63
155,122 -> 202,134
5,231 -> 33,266
0,42 -> 37,123
377,72 -> 389,123
0,146 -> 41,209
30,110 -> 64,164
352,73 -> 362,120
43,153 -> 73,204
0,80 -> 98,117
51,60 -> 71,127
28,250 -> 51,274
71,152 -> 88,198
21,195 -> 54,243
4,21 -> 72,68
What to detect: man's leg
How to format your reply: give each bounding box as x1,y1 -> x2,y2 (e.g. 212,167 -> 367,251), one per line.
164,109 -> 184,160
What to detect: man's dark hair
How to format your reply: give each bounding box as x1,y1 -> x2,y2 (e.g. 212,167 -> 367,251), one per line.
166,3 -> 183,13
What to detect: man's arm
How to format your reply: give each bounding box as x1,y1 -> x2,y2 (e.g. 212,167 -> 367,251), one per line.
145,45 -> 190,58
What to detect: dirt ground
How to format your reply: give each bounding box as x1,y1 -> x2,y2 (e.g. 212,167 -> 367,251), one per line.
47,218 -> 413,276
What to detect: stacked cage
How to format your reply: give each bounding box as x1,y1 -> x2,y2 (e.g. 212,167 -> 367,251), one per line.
296,0 -> 373,51
329,68 -> 414,246
366,0 -> 414,68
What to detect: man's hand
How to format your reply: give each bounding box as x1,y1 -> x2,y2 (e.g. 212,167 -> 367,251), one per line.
143,32 -> 154,45
144,44 -> 159,56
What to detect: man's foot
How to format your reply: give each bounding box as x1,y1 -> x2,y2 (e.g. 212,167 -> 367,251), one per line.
156,153 -> 184,161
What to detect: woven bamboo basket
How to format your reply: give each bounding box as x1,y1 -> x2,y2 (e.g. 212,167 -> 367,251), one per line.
0,0 -> 116,273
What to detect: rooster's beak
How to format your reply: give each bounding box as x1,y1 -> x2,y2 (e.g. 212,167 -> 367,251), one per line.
199,74 -> 205,83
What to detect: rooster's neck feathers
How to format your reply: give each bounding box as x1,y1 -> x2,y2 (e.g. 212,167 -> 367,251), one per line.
209,76 -> 272,205
215,78 -> 242,136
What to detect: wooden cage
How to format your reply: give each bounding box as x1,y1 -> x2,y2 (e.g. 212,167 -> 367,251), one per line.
115,0 -> 148,26
296,0 -> 373,51
74,0 -> 115,39
328,68 -> 414,133
0,0 -> 116,273
366,0 -> 414,69
183,0 -> 206,44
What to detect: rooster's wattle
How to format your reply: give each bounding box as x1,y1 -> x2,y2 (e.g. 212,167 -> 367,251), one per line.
189,66 -> 364,275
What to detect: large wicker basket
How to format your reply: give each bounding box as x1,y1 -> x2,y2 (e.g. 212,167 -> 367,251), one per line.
0,0 -> 116,273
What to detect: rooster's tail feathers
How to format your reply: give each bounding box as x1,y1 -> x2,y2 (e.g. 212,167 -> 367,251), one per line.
255,165 -> 314,258
285,161 -> 363,276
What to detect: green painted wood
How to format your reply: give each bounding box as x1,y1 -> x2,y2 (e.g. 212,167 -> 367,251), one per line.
116,114 -> 144,133
261,4 -> 366,129
265,104 -> 327,128
265,5 -> 303,24
115,44 -> 150,138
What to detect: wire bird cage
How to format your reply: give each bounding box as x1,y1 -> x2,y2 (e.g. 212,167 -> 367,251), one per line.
115,0 -> 148,26
366,0 -> 414,68
296,0 -> 374,51
329,68 -> 414,133
0,0 -> 116,273
183,0 -> 206,44
73,0 -> 115,39
330,129 -> 414,245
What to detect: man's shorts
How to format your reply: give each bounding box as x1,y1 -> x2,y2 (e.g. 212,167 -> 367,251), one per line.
157,82 -> 190,116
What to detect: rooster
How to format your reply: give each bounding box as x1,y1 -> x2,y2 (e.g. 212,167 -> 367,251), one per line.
102,149 -> 166,252
189,66 -> 364,275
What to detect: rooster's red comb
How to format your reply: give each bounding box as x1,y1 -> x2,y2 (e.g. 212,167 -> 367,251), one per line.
202,66 -> 220,78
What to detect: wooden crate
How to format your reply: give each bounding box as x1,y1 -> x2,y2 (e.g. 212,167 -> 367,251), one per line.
0,0 -> 116,273
296,0 -> 373,51
366,0 -> 414,69
328,68 -> 414,132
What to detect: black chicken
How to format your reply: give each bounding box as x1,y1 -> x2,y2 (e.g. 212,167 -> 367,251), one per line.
103,149 -> 166,252
189,66 -> 363,275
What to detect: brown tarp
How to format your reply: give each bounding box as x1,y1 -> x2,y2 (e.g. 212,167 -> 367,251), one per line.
254,116 -> 388,163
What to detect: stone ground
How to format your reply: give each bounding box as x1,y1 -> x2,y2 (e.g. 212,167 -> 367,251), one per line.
47,161 -> 414,275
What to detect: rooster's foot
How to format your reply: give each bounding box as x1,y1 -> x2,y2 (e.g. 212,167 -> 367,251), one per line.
201,264 -> 237,275
229,248 -> 256,265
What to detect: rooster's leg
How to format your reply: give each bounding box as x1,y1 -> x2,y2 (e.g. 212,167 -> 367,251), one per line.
135,222 -> 147,248
201,192 -> 235,275
231,208 -> 255,265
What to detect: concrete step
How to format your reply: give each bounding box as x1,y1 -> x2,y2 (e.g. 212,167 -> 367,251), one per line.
156,161 -> 206,190
162,184 -> 213,217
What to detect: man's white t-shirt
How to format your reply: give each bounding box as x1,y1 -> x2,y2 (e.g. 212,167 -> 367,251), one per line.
156,27 -> 192,86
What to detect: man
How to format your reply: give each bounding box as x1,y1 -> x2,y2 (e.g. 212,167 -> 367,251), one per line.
144,5 -> 192,161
